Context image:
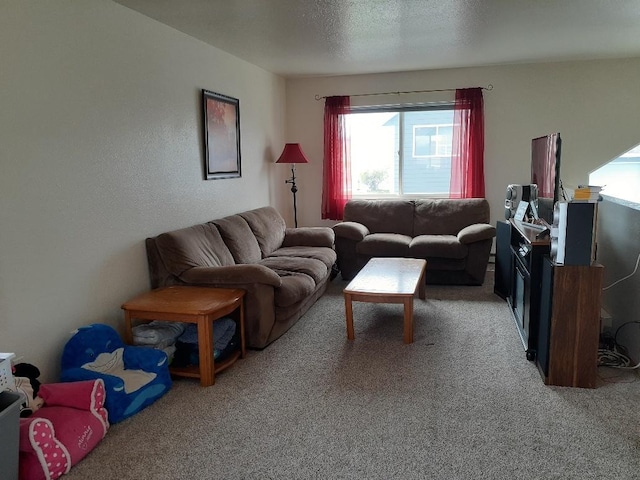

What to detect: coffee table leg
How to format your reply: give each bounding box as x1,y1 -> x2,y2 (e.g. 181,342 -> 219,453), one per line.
344,293 -> 355,340
403,296 -> 414,344
197,315 -> 215,387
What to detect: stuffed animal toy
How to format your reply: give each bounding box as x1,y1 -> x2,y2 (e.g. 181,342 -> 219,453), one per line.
60,323 -> 171,423
13,363 -> 44,417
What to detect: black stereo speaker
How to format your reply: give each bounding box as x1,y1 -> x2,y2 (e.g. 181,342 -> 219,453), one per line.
504,184 -> 538,220
550,202 -> 597,266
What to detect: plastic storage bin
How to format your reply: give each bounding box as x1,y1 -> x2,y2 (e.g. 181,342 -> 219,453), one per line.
0,391 -> 22,480
0,353 -> 16,392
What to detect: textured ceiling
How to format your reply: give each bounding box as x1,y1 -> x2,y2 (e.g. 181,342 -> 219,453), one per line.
114,0 -> 640,77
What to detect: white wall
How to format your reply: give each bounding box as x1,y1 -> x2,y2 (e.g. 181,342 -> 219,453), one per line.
598,198 -> 640,360
286,58 -> 640,229
0,1 -> 286,381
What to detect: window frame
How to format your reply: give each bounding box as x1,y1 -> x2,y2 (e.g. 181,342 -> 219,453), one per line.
347,102 -> 455,199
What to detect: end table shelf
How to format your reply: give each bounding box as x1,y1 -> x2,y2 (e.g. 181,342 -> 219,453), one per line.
168,350 -> 242,379
121,286 -> 246,387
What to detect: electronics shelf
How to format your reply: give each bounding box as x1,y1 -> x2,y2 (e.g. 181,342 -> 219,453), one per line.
495,219 -> 603,388
495,219 -> 550,361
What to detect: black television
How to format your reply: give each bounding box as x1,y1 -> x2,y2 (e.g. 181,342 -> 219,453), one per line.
531,132 -> 562,226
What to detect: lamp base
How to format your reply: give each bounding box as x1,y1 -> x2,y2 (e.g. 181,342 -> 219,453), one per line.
284,165 -> 299,227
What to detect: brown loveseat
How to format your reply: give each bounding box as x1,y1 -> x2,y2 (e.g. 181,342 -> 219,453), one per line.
145,206 -> 336,349
333,199 -> 495,285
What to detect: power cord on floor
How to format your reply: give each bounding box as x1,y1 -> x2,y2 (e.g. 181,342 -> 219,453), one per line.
597,321 -> 640,369
597,349 -> 638,368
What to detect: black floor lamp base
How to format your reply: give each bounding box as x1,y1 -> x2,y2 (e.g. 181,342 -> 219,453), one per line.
285,166 -> 299,228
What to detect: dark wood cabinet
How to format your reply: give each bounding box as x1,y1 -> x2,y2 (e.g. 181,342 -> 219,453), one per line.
537,258 -> 603,388
494,220 -> 512,300
495,220 -> 549,360
495,220 -> 602,388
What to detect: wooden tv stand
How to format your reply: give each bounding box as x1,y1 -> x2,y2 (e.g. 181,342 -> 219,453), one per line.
495,219 -> 603,388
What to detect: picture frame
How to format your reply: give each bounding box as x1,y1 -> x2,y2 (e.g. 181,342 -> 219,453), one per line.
202,89 -> 241,180
514,200 -> 529,221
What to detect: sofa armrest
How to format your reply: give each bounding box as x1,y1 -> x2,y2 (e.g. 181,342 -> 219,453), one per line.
282,227 -> 335,248
457,223 -> 496,244
333,221 -> 370,242
180,264 -> 282,288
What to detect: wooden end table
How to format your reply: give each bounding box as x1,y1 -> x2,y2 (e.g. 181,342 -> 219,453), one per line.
343,257 -> 426,344
122,286 -> 246,387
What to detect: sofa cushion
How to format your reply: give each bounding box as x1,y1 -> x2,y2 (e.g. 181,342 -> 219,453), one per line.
260,256 -> 328,284
413,199 -> 490,235
356,233 -> 412,257
273,273 -> 316,308
155,223 -> 235,276
213,215 -> 262,264
344,199 -> 414,236
409,235 -> 468,259
269,246 -> 337,270
240,206 -> 286,257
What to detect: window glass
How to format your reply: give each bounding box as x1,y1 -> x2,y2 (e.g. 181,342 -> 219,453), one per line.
589,144 -> 640,204
346,107 -> 454,197
346,111 -> 398,195
414,126 -> 437,156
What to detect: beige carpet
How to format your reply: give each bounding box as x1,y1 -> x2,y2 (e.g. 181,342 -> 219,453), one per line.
64,271 -> 640,479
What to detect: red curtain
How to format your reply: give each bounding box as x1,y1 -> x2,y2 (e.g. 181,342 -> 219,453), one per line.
322,96 -> 351,220
450,88 -> 485,198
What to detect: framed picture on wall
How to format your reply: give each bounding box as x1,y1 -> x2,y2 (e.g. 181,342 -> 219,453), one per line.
202,89 -> 241,180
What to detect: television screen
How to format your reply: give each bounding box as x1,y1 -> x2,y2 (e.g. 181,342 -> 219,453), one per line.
531,133 -> 561,225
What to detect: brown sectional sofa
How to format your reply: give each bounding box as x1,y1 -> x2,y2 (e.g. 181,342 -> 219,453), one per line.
145,206 -> 336,349
333,198 -> 495,285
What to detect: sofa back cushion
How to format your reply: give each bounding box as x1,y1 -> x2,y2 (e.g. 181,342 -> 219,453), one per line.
413,199 -> 490,235
344,200 -> 414,236
155,223 -> 235,277
213,215 -> 262,264
239,206 -> 286,257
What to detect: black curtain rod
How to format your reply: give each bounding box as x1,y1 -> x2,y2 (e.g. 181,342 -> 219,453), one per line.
314,84 -> 493,101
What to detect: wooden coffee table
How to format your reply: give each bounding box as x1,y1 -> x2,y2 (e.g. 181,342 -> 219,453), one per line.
122,286 -> 246,387
343,257 -> 426,344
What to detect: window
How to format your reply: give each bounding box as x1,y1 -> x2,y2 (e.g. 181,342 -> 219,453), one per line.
589,144 -> 640,204
414,125 -> 453,158
346,106 -> 454,196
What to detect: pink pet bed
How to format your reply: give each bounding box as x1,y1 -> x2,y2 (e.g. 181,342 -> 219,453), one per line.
19,379 -> 109,480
